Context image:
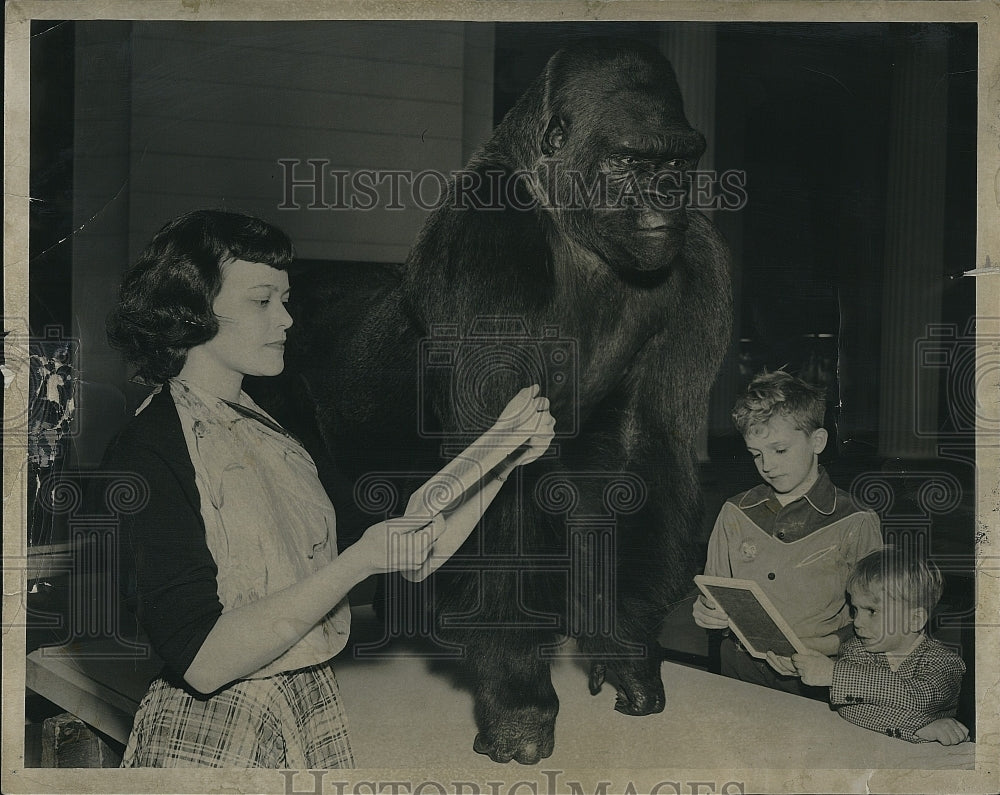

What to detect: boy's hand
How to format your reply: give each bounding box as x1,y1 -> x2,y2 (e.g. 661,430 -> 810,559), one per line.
914,718 -> 969,745
765,651 -> 798,677
790,650 -> 834,686
692,594 -> 730,629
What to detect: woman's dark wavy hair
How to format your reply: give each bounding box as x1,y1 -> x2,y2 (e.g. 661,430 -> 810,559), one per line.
106,209 -> 295,385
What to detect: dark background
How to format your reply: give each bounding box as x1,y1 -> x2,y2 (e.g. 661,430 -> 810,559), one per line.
30,21 -> 978,458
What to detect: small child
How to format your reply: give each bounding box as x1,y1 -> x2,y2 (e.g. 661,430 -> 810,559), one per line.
768,548 -> 969,744
693,370 -> 882,698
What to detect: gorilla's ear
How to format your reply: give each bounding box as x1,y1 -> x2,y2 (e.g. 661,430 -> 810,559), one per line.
542,116 -> 566,156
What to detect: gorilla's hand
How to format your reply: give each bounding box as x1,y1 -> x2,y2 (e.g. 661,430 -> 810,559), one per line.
588,656 -> 666,716
472,665 -> 558,765
472,705 -> 557,765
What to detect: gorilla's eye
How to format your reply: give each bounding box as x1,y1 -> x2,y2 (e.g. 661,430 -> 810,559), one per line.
664,158 -> 692,170
616,155 -> 640,167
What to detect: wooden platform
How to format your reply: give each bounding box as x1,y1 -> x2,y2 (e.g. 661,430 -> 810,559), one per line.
24,605 -> 977,772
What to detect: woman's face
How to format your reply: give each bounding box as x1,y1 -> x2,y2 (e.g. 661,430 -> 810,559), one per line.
196,259 -> 292,381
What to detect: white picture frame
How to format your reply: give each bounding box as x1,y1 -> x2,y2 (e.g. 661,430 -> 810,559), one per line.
695,574 -> 809,659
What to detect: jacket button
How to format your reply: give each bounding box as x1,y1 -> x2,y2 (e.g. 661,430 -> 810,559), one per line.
768,572 -> 776,580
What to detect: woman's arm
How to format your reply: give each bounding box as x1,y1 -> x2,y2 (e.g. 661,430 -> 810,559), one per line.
188,386 -> 552,692
403,389 -> 556,581
407,453 -> 520,577
184,515 -> 440,694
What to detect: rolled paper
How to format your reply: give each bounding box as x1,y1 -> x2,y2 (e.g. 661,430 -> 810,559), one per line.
403,433 -> 531,519
401,388 -> 544,582
400,435 -> 531,584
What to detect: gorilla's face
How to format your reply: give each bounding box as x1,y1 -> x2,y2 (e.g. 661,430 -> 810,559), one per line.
539,57 -> 706,280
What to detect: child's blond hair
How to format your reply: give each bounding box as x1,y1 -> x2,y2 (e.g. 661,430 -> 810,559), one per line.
731,370 -> 826,436
847,547 -> 945,615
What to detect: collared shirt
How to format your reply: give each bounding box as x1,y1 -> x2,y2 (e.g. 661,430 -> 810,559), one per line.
831,635 -> 966,742
733,467 -> 841,543
703,468 -> 882,640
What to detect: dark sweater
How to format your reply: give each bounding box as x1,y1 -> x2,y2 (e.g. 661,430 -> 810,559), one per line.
101,386 -> 223,680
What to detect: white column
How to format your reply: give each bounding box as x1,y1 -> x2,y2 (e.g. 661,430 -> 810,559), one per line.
660,25 -> 739,460
659,24 -> 716,177
878,37 -> 949,459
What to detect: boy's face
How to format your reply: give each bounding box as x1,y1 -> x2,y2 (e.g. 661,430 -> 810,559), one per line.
848,585 -> 927,655
744,414 -> 827,500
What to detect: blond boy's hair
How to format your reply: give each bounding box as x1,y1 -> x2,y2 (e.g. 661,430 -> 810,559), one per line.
731,370 -> 826,436
847,547 -> 945,614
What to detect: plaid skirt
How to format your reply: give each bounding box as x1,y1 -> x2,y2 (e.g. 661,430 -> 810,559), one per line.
121,662 -> 355,768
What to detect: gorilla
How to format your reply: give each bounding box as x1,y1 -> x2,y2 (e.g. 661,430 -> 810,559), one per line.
273,39 -> 732,764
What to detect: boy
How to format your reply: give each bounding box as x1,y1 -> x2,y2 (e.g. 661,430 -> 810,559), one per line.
768,549 -> 969,744
693,371 -> 881,697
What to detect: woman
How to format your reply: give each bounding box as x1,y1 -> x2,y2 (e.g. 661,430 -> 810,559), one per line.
104,210 -> 554,767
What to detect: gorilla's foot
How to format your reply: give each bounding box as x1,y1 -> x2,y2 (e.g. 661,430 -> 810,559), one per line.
473,703 -> 557,765
588,658 -> 665,716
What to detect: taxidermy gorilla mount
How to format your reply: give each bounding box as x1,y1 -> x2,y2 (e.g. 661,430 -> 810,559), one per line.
276,39 -> 732,764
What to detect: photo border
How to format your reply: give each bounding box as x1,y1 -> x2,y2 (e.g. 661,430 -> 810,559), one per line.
4,2 -> 998,793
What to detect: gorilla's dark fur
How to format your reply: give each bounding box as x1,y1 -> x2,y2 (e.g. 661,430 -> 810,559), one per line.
274,39 -> 731,764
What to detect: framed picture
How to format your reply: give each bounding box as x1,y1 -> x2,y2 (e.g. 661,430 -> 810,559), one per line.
695,574 -> 808,658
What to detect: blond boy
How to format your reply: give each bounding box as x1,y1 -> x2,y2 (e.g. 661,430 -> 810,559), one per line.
693,371 -> 882,697
770,549 -> 969,744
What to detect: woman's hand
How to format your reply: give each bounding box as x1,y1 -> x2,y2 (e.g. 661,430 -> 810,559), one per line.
354,515 -> 446,575
184,514 -> 446,694
512,402 -> 556,467
494,384 -> 556,468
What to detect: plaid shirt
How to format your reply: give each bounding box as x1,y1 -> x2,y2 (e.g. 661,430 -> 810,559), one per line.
830,635 -> 966,742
